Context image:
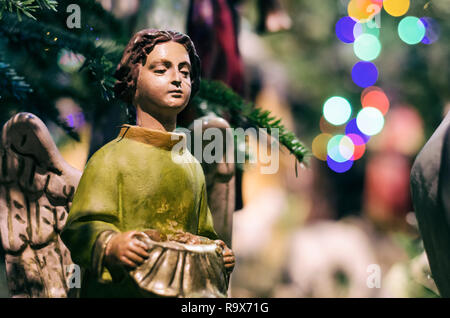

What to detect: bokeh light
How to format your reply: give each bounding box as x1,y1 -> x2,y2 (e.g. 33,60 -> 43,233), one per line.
327,135 -> 354,163
353,21 -> 380,39
361,85 -> 383,99
339,135 -> 355,161
312,133 -> 332,161
348,0 -> 382,22
57,49 -> 85,73
361,87 -> 390,115
398,16 -> 426,45
327,155 -> 354,173
383,0 -> 410,17
420,17 -> 440,44
323,96 -> 352,126
347,133 -> 366,160
353,34 -> 381,61
356,107 -> 385,136
346,118 -> 370,144
352,61 -> 378,88
371,0 -> 383,7
320,116 -> 342,134
336,16 -> 356,43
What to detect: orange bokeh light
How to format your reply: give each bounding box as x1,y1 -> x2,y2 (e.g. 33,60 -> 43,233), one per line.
348,0 -> 382,22
353,143 -> 366,160
361,87 -> 390,115
347,133 -> 366,160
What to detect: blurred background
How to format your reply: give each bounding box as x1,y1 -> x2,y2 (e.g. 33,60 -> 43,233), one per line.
0,0 -> 449,297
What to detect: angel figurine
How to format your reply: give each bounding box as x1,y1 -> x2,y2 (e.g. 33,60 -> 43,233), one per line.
0,29 -> 235,298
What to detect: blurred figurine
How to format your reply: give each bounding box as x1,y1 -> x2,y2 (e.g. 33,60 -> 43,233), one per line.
410,112 -> 450,297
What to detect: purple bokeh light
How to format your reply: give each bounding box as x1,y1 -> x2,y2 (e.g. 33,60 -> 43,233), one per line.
351,61 -> 378,88
336,17 -> 356,43
327,155 -> 354,173
345,118 -> 370,145
420,17 -> 440,45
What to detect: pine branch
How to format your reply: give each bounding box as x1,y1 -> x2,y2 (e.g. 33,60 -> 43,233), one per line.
0,59 -> 33,100
0,12 -> 123,99
0,13 -> 309,164
35,0 -> 57,11
0,59 -> 80,140
194,80 -> 310,164
0,0 -> 57,21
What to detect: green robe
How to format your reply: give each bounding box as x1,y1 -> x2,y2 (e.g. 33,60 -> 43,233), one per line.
61,125 -> 218,297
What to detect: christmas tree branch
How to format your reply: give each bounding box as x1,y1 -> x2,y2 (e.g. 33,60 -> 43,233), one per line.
0,53 -> 80,139
73,0 -> 127,41
0,0 -> 57,20
0,12 -> 123,99
0,59 -> 33,101
194,80 -> 310,164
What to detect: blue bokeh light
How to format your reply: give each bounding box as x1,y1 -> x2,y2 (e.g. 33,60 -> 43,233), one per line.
351,61 -> 378,88
345,118 -> 370,144
327,155 -> 354,173
336,16 -> 357,43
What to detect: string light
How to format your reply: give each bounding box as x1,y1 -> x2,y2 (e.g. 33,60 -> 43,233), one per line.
327,155 -> 354,173
356,107 -> 385,136
352,61 -> 378,88
336,16 -> 357,43
312,133 -> 332,161
353,34 -> 381,61
420,17 -> 440,44
361,87 -> 390,115
383,0 -> 410,17
398,16 -> 426,45
321,0 -> 438,172
323,96 -> 352,126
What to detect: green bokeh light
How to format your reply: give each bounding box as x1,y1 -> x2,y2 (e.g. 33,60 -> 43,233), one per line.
398,16 -> 426,45
354,22 -> 380,39
353,34 -> 381,61
327,135 -> 354,163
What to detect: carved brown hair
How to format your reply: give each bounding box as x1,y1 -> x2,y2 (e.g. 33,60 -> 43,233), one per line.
114,29 -> 201,107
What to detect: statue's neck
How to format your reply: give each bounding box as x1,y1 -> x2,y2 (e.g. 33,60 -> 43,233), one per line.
135,106 -> 176,132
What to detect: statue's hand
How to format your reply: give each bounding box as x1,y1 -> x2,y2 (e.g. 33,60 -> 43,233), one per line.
215,240 -> 235,274
105,231 -> 149,269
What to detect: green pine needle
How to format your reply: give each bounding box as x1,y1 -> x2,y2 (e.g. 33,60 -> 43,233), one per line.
0,59 -> 33,100
195,80 -> 310,165
0,0 -> 57,21
0,13 -> 124,100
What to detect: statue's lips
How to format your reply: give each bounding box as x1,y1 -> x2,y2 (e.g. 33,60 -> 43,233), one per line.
168,90 -> 183,96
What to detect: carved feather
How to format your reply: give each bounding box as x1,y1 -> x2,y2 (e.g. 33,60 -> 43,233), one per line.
0,113 -> 81,297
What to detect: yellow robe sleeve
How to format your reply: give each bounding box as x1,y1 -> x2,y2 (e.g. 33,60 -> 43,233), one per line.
197,182 -> 219,240
61,148 -> 121,275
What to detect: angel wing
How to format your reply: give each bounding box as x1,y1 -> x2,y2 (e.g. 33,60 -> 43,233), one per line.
0,112 -> 81,297
189,115 -> 235,247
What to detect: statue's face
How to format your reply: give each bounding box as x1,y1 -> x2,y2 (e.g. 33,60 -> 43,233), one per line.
134,41 -> 192,115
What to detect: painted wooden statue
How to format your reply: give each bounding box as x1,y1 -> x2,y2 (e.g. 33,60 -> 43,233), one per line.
0,29 -> 236,298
